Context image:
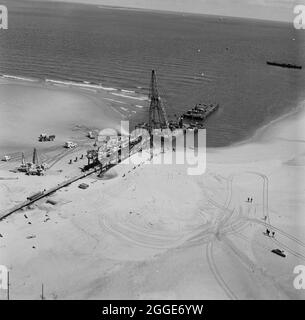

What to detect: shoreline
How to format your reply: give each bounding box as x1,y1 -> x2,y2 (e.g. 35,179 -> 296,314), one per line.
207,99 -> 305,152
0,75 -> 147,156
0,73 -> 305,299
244,100 -> 304,145
1,74 -> 302,154
0,73 -> 147,98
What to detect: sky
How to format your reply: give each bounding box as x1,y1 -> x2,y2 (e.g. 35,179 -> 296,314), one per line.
28,0 -> 297,22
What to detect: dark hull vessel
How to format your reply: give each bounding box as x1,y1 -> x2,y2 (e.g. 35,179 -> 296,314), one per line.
182,103 -> 219,121
267,61 -> 302,70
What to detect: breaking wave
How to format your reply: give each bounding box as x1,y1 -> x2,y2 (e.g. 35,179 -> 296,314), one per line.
0,74 -> 38,82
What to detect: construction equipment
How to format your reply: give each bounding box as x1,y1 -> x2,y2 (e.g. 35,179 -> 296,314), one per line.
18,149 -> 47,176
82,149 -> 99,171
2,155 -> 11,162
38,134 -> 55,142
78,183 -> 89,189
18,152 -> 27,172
87,131 -> 95,139
64,141 -> 77,149
148,70 -> 169,132
27,165 -> 44,176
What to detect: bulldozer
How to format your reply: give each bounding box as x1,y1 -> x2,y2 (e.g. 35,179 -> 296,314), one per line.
87,131 -> 95,139
38,133 -> 56,142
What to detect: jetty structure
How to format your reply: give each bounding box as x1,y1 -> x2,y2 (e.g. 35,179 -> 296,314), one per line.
136,69 -> 219,132
1,69 -> 219,221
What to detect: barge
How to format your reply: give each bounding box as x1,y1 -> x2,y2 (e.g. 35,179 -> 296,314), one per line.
182,103 -> 219,121
267,61 -> 302,70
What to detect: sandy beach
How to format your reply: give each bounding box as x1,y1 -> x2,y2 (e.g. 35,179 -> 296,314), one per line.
0,78 -> 304,300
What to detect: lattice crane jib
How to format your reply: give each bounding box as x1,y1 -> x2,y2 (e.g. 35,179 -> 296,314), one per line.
148,70 -> 169,130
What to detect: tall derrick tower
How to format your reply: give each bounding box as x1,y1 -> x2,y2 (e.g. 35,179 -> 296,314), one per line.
148,70 -> 169,131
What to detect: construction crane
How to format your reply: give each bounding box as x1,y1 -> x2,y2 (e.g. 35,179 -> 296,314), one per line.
148,70 -> 169,131
18,152 -> 27,172
18,148 -> 47,176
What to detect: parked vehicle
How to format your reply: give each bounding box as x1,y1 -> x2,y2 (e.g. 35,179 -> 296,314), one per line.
78,183 -> 89,189
87,131 -> 95,139
64,141 -> 77,149
2,155 -> 11,161
38,134 -> 56,142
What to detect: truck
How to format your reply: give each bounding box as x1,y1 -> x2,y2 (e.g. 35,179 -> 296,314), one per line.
2,155 -> 11,162
87,131 -> 95,139
64,141 -> 77,149
38,134 -> 56,142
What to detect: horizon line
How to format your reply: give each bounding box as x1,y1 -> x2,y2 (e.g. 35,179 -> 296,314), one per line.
13,0 -> 293,23
94,3 -> 291,24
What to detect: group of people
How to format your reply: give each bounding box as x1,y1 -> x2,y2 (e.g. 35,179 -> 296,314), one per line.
266,229 -> 275,238
69,154 -> 84,164
245,197 -> 275,238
